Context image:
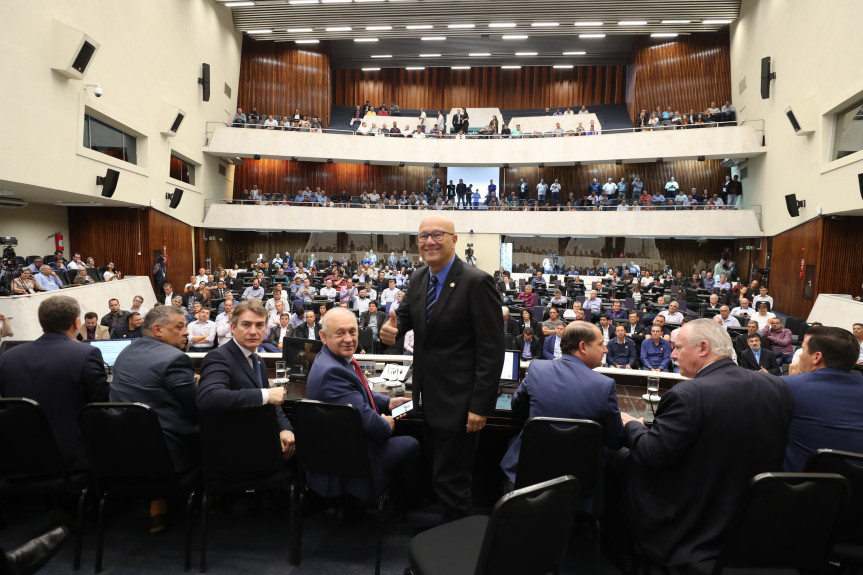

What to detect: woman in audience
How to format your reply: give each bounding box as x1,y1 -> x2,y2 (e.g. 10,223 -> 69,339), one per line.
197,281 -> 211,306
103,262 -> 122,281
87,257 -> 97,268
308,265 -> 319,278
630,283 -> 647,310
647,111 -> 659,131
693,112 -> 707,127
515,308 -> 543,339
11,268 -> 42,294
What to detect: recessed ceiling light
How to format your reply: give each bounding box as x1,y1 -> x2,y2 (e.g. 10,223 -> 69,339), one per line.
489,23 -> 517,28
618,21 -> 647,25
371,54 -> 392,58
247,29 -> 272,34
662,20 -> 691,24
295,39 -> 320,44
405,67 -> 425,70
703,19 -> 733,24
501,65 -> 521,69
355,38 -> 378,42
287,28 -> 313,32
326,26 -> 352,31
225,1 -> 255,7
502,35 -> 529,40
448,24 -> 475,29
469,52 -> 491,57
515,52 -> 537,56
421,36 -> 446,41
531,22 -> 559,27
406,25 -> 433,30
419,53 -> 441,57
451,66 -> 471,70
553,65 -> 574,69
562,51 -> 586,55
54,201 -> 104,207
650,33 -> 678,38
366,25 -> 392,30
362,67 -> 381,71
574,21 -> 603,26
579,34 -> 605,38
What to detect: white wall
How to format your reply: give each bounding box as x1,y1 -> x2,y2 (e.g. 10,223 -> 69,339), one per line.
0,0 -> 242,226
730,0 -> 863,235
0,204 -> 69,258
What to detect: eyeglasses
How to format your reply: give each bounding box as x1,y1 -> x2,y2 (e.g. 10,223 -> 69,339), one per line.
418,231 -> 454,243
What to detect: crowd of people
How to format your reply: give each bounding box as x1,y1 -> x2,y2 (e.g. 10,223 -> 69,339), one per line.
232,105 -> 325,132
4,252 -> 124,296
634,100 -> 737,130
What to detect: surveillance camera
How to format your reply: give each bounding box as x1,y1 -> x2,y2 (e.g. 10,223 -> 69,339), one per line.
94,86 -> 103,97
84,82 -> 103,97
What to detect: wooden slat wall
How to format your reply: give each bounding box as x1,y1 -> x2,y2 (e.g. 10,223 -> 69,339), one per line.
626,31 -> 732,122
225,232 -> 312,268
767,218 -> 823,319
233,159 -> 729,201
237,37 -> 332,125
332,66 -> 627,110
146,210 -> 197,293
819,217 -> 863,305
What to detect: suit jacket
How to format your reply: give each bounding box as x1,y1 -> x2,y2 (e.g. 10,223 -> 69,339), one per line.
0,332 -> 109,471
734,332 -> 766,357
514,334 -> 542,361
782,368 -> 863,472
622,358 -> 792,565
500,355 -> 623,483
393,256 -> 504,430
738,347 -> 781,375
197,339 -> 292,431
306,346 -> 418,499
541,334 -> 560,359
293,322 -> 322,340
268,323 -> 293,347
109,336 -> 199,471
159,291 -> 177,305
359,310 -> 386,331
77,324 -> 110,341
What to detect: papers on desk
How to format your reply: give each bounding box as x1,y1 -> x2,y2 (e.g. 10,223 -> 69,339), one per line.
368,363 -> 411,386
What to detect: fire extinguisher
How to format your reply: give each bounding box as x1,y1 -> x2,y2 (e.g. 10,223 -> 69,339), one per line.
54,234 -> 64,253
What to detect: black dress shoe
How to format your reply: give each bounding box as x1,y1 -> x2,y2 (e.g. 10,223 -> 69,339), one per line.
149,514 -> 168,534
6,527 -> 69,575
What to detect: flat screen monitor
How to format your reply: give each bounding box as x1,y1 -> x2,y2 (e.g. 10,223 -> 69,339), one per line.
86,338 -> 134,367
281,336 -> 324,365
500,350 -> 519,382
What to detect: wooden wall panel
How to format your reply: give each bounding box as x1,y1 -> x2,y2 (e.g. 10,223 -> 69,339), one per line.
146,210 -> 196,293
626,31 -> 732,122
819,216 -> 863,308
767,218 -> 823,319
233,159 -> 729,201
333,65 -> 627,110
237,37 -> 332,125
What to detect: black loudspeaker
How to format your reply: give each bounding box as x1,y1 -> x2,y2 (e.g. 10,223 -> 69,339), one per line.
96,169 -> 120,198
169,188 -> 184,209
50,20 -> 100,80
198,63 -> 211,102
760,56 -> 775,100
169,112 -> 185,134
785,193 -> 805,217
857,173 -> 863,200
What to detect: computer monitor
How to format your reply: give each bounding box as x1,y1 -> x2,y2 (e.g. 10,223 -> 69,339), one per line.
86,338 -> 135,367
500,350 -> 519,382
281,336 -> 324,366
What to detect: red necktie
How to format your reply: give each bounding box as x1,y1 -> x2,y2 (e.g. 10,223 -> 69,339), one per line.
350,357 -> 378,413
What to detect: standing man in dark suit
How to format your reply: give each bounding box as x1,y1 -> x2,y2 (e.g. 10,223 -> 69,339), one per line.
782,326 -> 863,471
738,333 -> 780,375
380,215 -> 504,523
614,319 -> 792,566
0,295 -> 108,471
198,300 -> 295,459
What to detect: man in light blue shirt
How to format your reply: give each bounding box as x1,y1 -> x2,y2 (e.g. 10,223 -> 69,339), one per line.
35,265 -> 63,291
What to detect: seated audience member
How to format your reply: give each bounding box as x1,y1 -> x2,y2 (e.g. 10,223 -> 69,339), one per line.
714,306 -> 740,329
263,312 -> 293,353
359,301 -> 386,345
241,278 -> 265,301
101,298 -> 130,333
541,322 -> 566,360
584,290 -> 603,315
187,308 -> 216,352
171,295 -> 187,315
103,262 -> 122,281
598,316 -> 615,345
640,325 -> 672,371
658,301 -> 683,324
606,300 -> 628,321
111,311 -> 143,339
232,107 -> 246,128
515,284 -> 537,308
542,307 -> 564,336
67,253 -> 87,270
516,308 -> 542,338
27,257 -> 44,274
295,310 -> 322,340
734,320 -> 766,357
306,308 -> 419,500
752,286 -> 774,310
71,268 -> 94,285
0,295 -> 109,471
625,312 -> 646,344
761,317 -> 794,365
51,257 -> 67,272
128,295 -> 149,318
615,319 -> 792,566
782,326 -> 863,470
515,327 -> 541,362
730,298 -> 754,318
855,323 -> 863,371
607,324 -> 637,369
500,307 -> 519,337
185,301 -> 202,325
197,300 -> 295,458
738,333 -> 781,375
547,289 -> 567,307
35,265 -> 64,291
77,311 -> 110,341
501,322 -> 622,490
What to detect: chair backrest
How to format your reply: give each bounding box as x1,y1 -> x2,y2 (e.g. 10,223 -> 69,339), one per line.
805,449 -> 863,548
198,405 -> 285,487
0,398 -> 71,480
65,269 -> 79,284
714,472 -> 849,573
785,316 -> 807,337
514,418 -> 603,495
358,326 -> 374,354
80,403 -> 179,495
475,476 -> 580,575
292,400 -> 374,483
86,267 -> 102,282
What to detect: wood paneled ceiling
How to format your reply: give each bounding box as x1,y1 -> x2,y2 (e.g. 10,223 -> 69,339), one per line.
216,0 -> 740,68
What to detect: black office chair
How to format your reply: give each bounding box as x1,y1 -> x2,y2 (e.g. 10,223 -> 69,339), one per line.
291,400 -> 394,575
0,398 -> 89,570
80,403 -> 199,572
198,405 -> 295,572
683,473 -> 849,575
407,475 -> 580,575
358,326 -> 375,355
65,269 -> 79,284
514,418 -> 604,572
86,268 -> 102,283
805,449 -> 863,571
785,316 -> 808,345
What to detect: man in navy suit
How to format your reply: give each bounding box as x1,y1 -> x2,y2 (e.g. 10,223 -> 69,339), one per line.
607,324 -> 637,369
782,326 -> 863,471
306,308 -> 419,500
198,300 -> 295,459
501,322 -> 623,485
0,295 -> 108,471
541,322 -> 565,359
738,333 -> 780,375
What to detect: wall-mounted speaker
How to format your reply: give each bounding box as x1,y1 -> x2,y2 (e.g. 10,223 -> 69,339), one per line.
96,169 -> 120,198
51,20 -> 100,80
784,96 -> 816,136
198,63 -> 211,102
785,193 -> 805,217
167,188 -> 184,209
760,56 -> 775,100
160,102 -> 186,137
858,173 -> 863,201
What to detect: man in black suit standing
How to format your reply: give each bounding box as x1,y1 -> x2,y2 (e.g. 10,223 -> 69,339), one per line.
738,333 -> 781,375
198,300 -> 295,459
381,215 -> 504,523
0,295 -> 108,471
614,319 -> 792,566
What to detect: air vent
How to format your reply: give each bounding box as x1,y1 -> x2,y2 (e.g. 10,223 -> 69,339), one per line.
738,75 -> 747,95
224,82 -> 232,99
0,197 -> 28,208
218,164 -> 227,176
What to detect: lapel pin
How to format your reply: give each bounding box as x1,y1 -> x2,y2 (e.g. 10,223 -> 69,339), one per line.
450,282 -> 455,287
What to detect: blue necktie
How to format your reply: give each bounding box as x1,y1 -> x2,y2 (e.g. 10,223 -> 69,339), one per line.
250,353 -> 264,388
426,275 -> 439,321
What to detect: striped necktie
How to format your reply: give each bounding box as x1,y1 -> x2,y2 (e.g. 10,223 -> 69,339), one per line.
426,275 -> 439,321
